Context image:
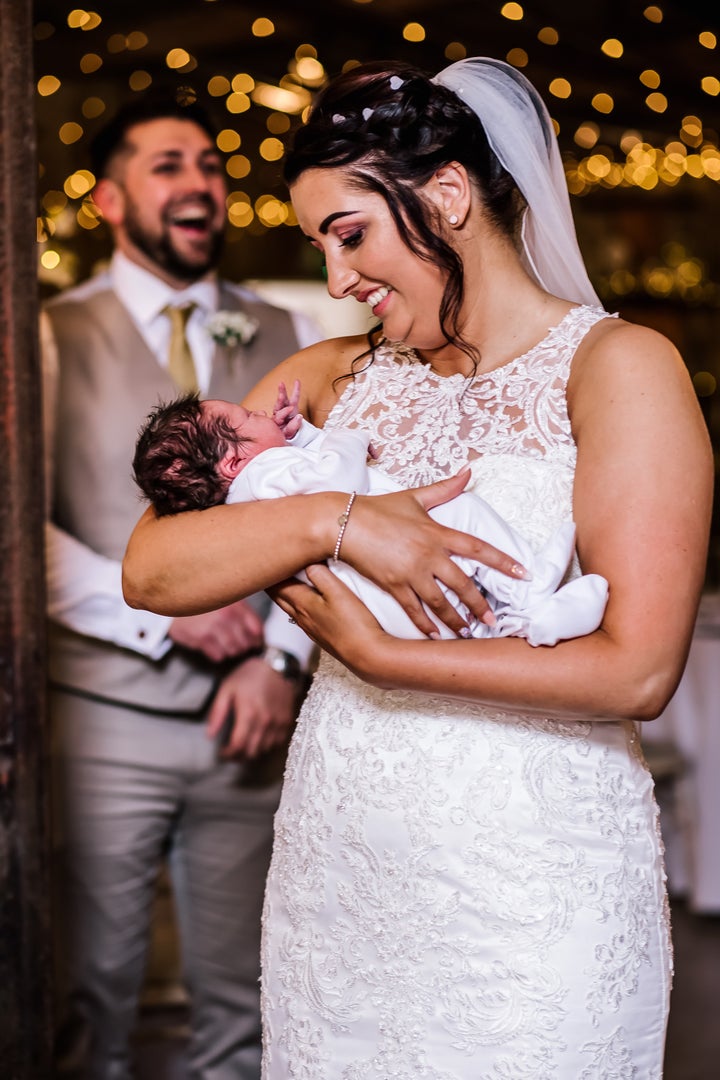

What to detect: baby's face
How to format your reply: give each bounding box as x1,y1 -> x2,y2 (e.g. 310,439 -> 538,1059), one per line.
203,399 -> 287,462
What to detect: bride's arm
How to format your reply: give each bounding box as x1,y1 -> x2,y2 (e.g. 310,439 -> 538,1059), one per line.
123,477 -> 528,631
273,320 -> 714,722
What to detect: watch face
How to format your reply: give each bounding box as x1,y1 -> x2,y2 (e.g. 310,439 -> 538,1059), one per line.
264,648 -> 301,680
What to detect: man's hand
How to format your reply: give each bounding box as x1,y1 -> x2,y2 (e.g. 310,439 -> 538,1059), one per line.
205,656 -> 300,759
168,600 -> 264,662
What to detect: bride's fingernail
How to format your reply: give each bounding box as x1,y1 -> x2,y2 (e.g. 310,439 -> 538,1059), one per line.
481,610 -> 497,627
511,563 -> 532,581
428,631 -> 440,640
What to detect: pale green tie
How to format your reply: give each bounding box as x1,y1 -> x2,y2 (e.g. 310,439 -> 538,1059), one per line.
163,303 -> 198,393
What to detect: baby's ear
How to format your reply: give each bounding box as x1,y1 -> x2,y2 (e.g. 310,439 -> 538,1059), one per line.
217,447 -> 244,480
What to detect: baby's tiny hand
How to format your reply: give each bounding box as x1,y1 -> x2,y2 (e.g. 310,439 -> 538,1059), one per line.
273,378 -> 302,436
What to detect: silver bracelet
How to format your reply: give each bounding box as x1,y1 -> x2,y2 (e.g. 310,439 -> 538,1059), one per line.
332,491 -> 357,563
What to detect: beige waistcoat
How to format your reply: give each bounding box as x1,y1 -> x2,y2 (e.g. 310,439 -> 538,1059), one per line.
46,283 -> 300,715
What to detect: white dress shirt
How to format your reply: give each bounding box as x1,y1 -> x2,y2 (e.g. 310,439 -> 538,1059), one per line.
44,251 -> 322,666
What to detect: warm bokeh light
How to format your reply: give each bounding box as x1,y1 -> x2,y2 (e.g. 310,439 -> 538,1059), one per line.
78,11 -> 101,31
591,93 -> 614,114
232,73 -> 255,94
166,48 -> 191,69
59,122 -> 84,145
77,199 -> 102,230
267,113 -> 291,134
506,48 -> 528,68
129,71 -> 152,91
259,137 -> 284,162
251,82 -> 310,114
42,190 -> 68,214
81,97 -> 106,119
37,75 -> 61,96
32,0 -> 720,255
574,122 -> 600,149
646,92 -> 668,113
226,155 -> 251,178
681,115 -> 703,147
227,193 -> 254,228
295,57 -> 325,85
79,53 -> 102,74
256,195 -> 288,227
621,130 -> 643,153
226,92 -> 251,114
403,23 -> 426,43
549,78 -> 571,99
601,39 -> 623,59
538,27 -> 559,45
252,18 -> 275,37
694,372 -> 717,397
445,42 -> 466,61
67,10 -> 90,29
208,76 -> 231,97
217,129 -> 241,152
126,31 -> 148,50
63,169 -> 94,200
501,3 -> 524,20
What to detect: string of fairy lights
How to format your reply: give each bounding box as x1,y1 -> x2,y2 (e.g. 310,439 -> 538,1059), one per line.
35,0 -> 719,308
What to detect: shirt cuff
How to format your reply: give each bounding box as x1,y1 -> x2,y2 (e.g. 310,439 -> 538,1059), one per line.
113,604 -> 175,659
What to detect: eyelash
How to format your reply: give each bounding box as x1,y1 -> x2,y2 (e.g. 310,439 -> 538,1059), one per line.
339,229 -> 364,249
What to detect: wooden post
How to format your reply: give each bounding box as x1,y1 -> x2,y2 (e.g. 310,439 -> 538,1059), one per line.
0,0 -> 54,1071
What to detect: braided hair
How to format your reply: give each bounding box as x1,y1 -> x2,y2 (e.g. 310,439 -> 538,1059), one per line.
284,62 -> 525,371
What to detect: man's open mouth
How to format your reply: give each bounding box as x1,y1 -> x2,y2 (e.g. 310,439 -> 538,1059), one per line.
168,202 -> 214,234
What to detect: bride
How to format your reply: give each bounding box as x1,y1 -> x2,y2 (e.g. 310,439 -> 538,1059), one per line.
124,57 -> 712,1078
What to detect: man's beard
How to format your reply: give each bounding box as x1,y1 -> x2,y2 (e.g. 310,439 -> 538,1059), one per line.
124,196 -> 225,282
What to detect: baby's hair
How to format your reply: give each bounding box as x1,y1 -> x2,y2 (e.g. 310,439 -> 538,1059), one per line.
133,393 -> 248,516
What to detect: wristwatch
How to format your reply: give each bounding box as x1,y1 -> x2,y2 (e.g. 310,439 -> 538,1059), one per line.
260,646 -> 303,682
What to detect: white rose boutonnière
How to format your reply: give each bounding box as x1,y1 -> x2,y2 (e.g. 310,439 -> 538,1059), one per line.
206,310 -> 260,349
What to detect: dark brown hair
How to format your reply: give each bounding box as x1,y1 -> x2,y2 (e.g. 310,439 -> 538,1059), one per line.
133,393 -> 246,516
90,93 -> 218,179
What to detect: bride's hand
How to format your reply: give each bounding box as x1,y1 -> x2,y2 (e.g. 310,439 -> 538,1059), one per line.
335,469 -> 528,638
272,567 -> 389,679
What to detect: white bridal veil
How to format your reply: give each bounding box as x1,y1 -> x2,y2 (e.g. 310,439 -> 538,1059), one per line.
433,57 -> 601,308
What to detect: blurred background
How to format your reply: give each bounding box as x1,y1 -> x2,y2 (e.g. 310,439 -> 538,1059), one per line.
30,2 -> 720,1076
32,0 -> 720,574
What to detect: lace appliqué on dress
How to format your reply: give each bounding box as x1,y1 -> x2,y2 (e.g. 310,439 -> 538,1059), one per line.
261,305 -> 671,1080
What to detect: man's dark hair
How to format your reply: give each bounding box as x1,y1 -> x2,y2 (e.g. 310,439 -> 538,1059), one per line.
90,93 -> 219,179
133,393 -> 244,516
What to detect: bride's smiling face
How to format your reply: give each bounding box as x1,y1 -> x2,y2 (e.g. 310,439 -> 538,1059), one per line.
290,167 -> 450,351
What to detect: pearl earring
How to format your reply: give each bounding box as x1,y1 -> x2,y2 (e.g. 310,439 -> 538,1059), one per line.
448,214 -> 459,225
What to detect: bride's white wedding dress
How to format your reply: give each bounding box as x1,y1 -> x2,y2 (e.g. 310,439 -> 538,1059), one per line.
261,306 -> 671,1080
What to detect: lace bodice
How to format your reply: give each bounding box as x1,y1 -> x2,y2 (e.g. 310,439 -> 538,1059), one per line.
325,304 -> 613,549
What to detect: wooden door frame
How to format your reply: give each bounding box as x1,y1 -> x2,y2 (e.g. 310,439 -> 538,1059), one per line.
0,0 -> 54,1070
